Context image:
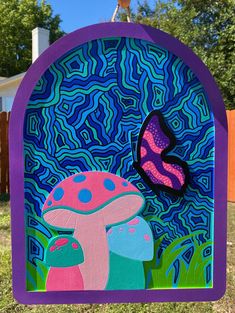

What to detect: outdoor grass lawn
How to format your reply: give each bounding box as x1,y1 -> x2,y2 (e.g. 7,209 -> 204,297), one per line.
0,200 -> 234,313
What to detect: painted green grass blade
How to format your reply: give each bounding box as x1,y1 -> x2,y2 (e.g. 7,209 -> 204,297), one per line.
144,231 -> 213,289
26,214 -> 53,291
26,260 -> 48,291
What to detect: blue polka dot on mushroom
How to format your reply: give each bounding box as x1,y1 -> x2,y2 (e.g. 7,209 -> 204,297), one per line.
122,181 -> 128,187
73,174 -> 86,183
78,189 -> 92,203
47,200 -> 52,206
53,188 -> 64,201
104,179 -> 116,191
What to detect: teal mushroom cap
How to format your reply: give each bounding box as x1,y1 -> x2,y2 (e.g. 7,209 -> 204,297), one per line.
46,235 -> 84,268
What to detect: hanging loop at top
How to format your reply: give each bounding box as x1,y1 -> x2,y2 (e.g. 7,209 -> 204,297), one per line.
111,0 -> 131,22
118,0 -> 131,8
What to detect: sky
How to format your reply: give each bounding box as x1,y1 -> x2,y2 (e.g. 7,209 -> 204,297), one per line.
47,0 -> 156,33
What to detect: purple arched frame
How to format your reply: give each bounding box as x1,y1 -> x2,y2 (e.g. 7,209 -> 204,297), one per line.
9,22 -> 227,304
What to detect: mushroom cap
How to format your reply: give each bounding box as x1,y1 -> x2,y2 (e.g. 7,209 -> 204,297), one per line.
45,235 -> 84,267
107,216 -> 153,261
42,171 -> 145,230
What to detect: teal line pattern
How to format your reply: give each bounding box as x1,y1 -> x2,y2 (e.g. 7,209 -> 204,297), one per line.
23,37 -> 215,290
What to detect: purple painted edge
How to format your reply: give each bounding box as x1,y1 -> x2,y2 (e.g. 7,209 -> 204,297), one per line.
9,22 -> 227,304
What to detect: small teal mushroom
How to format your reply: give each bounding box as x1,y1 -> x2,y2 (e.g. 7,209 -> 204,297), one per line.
45,235 -> 84,291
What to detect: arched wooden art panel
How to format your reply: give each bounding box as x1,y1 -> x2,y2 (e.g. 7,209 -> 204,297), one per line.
10,23 -> 227,304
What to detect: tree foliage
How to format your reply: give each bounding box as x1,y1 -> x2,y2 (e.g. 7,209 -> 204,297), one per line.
123,0 -> 235,109
0,0 -> 65,77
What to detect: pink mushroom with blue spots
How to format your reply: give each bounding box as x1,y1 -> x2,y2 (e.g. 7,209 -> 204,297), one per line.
42,171 -> 145,290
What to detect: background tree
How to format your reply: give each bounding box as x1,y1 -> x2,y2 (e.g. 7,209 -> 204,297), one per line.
0,0 -> 65,77
121,0 -> 235,109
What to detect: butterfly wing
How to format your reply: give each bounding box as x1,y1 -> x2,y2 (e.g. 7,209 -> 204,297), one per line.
133,110 -> 188,196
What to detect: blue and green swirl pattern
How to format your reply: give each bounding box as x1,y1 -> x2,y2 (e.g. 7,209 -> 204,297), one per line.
24,37 -> 214,290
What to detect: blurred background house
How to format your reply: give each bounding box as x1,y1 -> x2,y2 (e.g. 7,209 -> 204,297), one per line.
0,27 -> 49,112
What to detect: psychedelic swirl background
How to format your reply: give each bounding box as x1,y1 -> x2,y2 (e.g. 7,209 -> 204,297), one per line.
23,37 -> 215,290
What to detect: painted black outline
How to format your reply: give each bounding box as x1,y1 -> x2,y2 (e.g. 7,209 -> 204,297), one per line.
133,110 -> 189,197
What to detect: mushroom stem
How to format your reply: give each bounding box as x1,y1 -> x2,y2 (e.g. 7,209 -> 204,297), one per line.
73,214 -> 109,290
46,266 -> 84,291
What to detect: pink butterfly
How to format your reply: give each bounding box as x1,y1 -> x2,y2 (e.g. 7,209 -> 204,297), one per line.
133,110 -> 189,196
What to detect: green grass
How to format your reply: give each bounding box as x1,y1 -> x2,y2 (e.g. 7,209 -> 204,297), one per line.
0,201 -> 234,313
144,232 -> 213,289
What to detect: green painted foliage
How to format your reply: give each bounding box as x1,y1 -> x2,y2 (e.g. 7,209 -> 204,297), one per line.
26,214 -> 56,291
144,232 -> 213,289
26,260 -> 48,291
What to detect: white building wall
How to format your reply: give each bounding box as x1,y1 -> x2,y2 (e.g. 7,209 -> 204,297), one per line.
0,80 -> 21,112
